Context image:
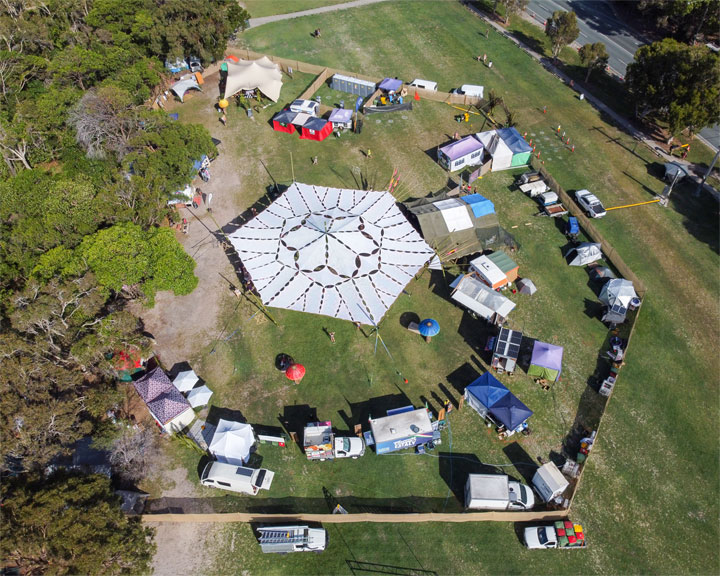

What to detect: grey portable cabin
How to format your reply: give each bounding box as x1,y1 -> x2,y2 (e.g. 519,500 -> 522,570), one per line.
330,73 -> 377,98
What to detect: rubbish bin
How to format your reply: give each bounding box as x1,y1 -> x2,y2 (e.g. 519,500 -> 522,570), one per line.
247,108 -> 253,118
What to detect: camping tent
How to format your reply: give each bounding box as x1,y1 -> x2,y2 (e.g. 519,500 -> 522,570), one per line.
497,127 -> 532,167
476,130 -> 514,171
209,420 -> 255,465
485,250 -> 519,282
134,368 -> 195,434
450,274 -> 515,325
566,242 -> 602,266
329,108 -> 353,129
528,341 -> 563,382
405,194 -> 511,260
470,254 -> 508,289
437,136 -> 485,172
300,117 -> 333,141
228,183 -> 434,324
170,78 -> 201,102
599,278 -> 637,308
588,265 -> 616,283
224,56 -> 283,102
187,385 -> 213,408
272,110 -> 297,134
516,277 -> 537,295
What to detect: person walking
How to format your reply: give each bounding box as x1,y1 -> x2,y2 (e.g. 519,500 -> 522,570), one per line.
220,112 -> 227,126
367,149 -> 373,159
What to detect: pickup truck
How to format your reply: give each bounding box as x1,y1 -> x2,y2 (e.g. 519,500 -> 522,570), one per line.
538,191 -> 568,217
574,189 -> 606,218
524,520 -> 587,549
304,421 -> 365,461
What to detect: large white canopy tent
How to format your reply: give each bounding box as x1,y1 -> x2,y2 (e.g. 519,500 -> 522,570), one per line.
224,56 -> 283,102
209,420 -> 255,465
228,183 -> 435,324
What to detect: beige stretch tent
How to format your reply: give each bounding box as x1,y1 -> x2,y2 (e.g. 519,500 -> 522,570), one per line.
224,56 -> 283,102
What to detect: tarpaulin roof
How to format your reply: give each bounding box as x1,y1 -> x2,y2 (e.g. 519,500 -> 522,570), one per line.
599,278 -> 637,308
273,110 -> 298,125
378,77 -> 403,92
209,420 -> 255,466
134,367 -> 173,402
530,341 -> 564,372
303,117 -> 329,131
134,368 -> 191,425
329,108 -> 353,123
465,372 -> 510,408
476,130 -> 513,160
450,273 -> 516,322
497,127 -> 532,154
228,183 -> 434,324
170,79 -> 201,103
461,194 -> 495,218
224,56 -> 283,102
488,393 -> 533,430
438,135 -> 484,162
485,250 -> 518,275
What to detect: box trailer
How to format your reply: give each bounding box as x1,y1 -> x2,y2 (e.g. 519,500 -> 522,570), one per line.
532,462 -> 570,502
464,474 -> 535,511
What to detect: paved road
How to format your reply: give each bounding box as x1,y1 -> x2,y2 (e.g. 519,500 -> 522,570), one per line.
248,0 -> 390,28
525,0 -> 719,150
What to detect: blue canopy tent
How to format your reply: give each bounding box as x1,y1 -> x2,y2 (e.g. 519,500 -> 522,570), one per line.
464,372 -> 532,433
487,393 -> 533,431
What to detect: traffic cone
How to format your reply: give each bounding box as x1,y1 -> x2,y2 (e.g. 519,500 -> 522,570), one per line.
414,91 -> 420,101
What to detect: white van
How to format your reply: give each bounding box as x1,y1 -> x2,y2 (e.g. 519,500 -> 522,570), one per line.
289,99 -> 319,116
409,79 -> 438,91
200,461 -> 275,495
453,84 -> 484,98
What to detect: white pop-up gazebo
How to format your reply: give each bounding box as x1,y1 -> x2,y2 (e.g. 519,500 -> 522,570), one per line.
209,420 -> 255,465
228,183 -> 435,324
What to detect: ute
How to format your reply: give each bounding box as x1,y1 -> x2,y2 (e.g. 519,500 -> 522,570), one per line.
524,520 -> 587,549
304,421 -> 365,461
574,189 -> 606,218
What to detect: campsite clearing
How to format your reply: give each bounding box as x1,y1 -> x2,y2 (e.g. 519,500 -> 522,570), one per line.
144,1 -> 718,574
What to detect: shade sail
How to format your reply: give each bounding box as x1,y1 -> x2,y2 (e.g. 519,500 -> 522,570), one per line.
224,56 -> 283,102
209,420 -> 255,465
529,341 -> 563,382
228,183 -> 434,323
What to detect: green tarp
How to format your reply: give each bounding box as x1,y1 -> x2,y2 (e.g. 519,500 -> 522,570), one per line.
527,364 -> 560,381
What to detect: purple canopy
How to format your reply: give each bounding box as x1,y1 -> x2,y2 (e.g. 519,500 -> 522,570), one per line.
329,108 -> 353,123
439,135 -> 484,161
378,77 -> 403,92
530,341 -> 563,371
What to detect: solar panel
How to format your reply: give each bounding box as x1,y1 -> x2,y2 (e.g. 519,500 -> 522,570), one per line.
495,328 -> 522,359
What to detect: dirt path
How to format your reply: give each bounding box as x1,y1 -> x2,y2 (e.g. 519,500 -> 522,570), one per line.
248,0 -> 390,28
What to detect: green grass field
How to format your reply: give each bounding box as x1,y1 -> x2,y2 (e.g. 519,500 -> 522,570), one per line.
162,2 -> 718,574
243,0 -> 348,19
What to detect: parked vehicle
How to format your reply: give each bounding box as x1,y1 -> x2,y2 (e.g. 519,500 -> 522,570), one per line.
574,189 -> 606,218
200,461 -> 274,495
565,216 -> 580,241
532,461 -> 569,502
290,99 -> 319,116
524,520 -> 587,549
464,474 -> 535,511
409,79 -> 438,91
516,170 -> 542,185
304,421 -> 365,461
187,56 -> 203,73
257,525 -> 327,554
519,180 -> 548,197
452,84 -> 484,98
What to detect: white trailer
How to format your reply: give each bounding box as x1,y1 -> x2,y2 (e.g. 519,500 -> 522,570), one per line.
532,462 -> 570,502
464,474 -> 535,511
257,525 -> 327,554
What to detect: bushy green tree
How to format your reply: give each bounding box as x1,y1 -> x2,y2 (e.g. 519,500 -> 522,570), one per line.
0,473 -> 155,575
545,10 -> 580,60
579,42 -> 609,83
626,38 -> 720,135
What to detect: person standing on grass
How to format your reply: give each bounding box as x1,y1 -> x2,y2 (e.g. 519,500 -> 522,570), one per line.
220,113 -> 227,126
329,331 -> 336,343
367,149 -> 373,159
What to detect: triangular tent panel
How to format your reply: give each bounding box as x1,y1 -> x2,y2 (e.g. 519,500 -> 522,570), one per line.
465,373 -> 510,416
516,277 -> 537,295
228,183 -> 434,324
567,242 -> 602,266
173,369 -> 199,392
599,278 -> 637,308
187,385 -> 213,408
224,56 -> 283,102
170,79 -> 201,102
488,393 -> 533,430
